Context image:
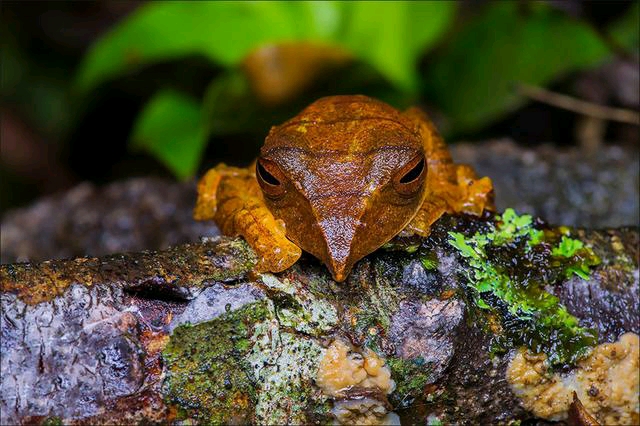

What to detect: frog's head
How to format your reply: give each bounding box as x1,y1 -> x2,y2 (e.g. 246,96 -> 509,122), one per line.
256,95 -> 428,282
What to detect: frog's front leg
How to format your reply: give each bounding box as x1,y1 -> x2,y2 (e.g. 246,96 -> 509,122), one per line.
194,164 -> 302,273
404,166 -> 494,237
454,164 -> 494,216
401,107 -> 495,237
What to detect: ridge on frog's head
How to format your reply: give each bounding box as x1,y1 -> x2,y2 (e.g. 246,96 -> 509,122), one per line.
255,95 -> 429,281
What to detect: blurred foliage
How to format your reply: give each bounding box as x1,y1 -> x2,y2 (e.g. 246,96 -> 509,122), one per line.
74,1 -> 465,179
130,90 -> 206,179
75,1 -> 456,94
1,29 -> 74,138
425,2 -> 614,132
3,1 -> 638,188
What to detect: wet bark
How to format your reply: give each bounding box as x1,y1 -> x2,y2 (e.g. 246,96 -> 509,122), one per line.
1,214 -> 637,425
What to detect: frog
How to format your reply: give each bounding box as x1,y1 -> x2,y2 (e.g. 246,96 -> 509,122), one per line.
194,95 -> 494,282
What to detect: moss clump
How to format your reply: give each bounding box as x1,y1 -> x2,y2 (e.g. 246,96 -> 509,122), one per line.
260,273 -> 338,336
448,208 -> 599,366
551,235 -> 599,279
420,253 -> 439,271
247,331 -> 326,424
162,301 -> 271,424
162,275 -> 333,424
387,356 -> 432,408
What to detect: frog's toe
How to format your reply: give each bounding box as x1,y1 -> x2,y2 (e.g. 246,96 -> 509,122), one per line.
461,176 -> 495,215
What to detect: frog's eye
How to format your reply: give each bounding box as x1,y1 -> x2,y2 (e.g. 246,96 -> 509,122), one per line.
393,155 -> 426,196
256,158 -> 287,198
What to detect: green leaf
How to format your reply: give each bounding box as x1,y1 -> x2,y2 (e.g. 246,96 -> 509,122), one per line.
130,89 -> 206,180
342,1 -> 456,91
423,2 -> 613,134
476,280 -> 493,293
568,265 -> 590,280
528,229 -> 544,246
75,1 -> 328,93
75,1 -> 456,95
420,257 -> 438,271
448,231 -> 480,260
476,298 -> 491,310
609,2 -> 640,49
552,236 -> 584,258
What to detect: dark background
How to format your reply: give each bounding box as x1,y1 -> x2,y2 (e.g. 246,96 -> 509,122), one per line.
1,0 -> 638,214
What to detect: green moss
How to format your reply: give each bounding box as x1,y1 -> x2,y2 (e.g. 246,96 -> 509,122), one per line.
162,301 -> 271,424
426,415 -> 444,426
247,331 -> 326,424
41,418 -> 63,426
420,253 -> 439,270
260,273 -> 338,335
387,357 -> 431,408
163,276 -> 334,424
447,208 -> 599,366
551,235 -> 600,279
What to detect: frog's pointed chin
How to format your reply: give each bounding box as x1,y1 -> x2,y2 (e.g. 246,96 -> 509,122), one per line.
329,264 -> 350,283
324,236 -> 365,282
314,215 -> 358,281
311,198 -> 418,282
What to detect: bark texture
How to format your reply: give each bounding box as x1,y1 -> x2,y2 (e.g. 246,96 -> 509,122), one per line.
1,213 -> 637,424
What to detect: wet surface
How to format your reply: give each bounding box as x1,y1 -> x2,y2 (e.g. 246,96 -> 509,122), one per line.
168,282 -> 266,331
451,140 -> 639,228
389,298 -> 464,382
1,285 -> 144,423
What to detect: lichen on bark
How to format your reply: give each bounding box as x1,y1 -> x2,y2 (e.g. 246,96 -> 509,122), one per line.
1,212 -> 637,425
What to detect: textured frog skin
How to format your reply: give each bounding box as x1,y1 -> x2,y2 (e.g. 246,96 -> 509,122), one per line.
195,95 -> 494,282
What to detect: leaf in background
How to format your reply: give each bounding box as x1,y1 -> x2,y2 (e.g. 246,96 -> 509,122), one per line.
202,65 -> 416,143
130,90 -> 206,180
342,1 -> 457,92
202,70 -> 278,137
75,1 -> 456,96
74,2 -> 322,93
609,1 -> 640,50
423,2 -> 614,135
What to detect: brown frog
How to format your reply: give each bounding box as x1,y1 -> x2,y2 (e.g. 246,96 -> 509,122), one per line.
194,95 -> 494,282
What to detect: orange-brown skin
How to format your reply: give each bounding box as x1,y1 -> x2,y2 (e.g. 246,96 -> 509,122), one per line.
195,95 -> 494,282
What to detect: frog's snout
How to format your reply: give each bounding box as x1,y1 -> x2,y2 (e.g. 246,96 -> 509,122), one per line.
328,261 -> 350,283
317,214 -> 361,282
